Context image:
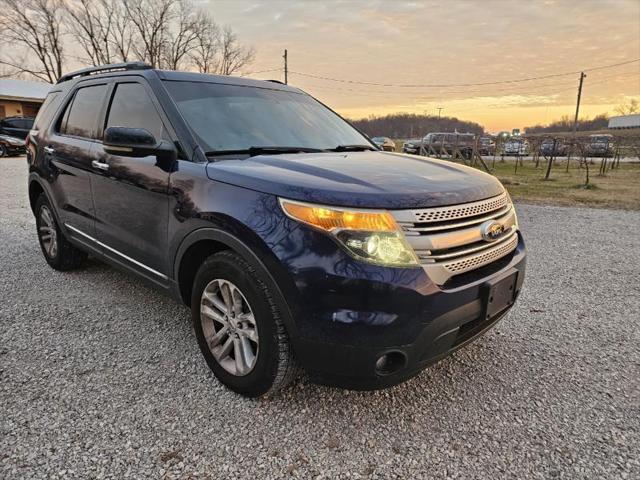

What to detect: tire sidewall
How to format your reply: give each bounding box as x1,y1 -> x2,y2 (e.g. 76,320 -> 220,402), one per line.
0,144 -> 7,157
191,252 -> 280,397
35,195 -> 62,267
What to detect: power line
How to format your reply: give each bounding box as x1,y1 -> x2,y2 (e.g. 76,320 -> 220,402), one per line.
298,71 -> 639,101
238,67 -> 282,77
289,58 -> 640,88
445,74 -> 640,115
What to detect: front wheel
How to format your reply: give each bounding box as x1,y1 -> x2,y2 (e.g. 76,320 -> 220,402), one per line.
191,250 -> 300,397
0,144 -> 7,157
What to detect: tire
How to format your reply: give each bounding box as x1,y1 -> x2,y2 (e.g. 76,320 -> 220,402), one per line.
191,250 -> 300,397
35,194 -> 87,271
0,144 -> 7,157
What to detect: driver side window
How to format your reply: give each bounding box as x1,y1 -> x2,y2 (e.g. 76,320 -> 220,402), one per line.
105,83 -> 164,141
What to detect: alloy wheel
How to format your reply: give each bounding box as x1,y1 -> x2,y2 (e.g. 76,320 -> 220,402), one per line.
39,205 -> 58,259
200,279 -> 259,376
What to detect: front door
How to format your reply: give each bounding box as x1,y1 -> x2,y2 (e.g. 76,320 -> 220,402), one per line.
91,81 -> 172,283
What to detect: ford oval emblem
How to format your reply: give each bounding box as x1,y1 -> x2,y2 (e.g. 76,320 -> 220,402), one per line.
480,220 -> 505,242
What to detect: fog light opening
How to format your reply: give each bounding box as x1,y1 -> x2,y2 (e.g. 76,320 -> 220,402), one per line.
375,351 -> 407,376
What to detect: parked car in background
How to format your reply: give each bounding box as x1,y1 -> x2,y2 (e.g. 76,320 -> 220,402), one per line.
503,138 -> 530,156
423,132 -> 476,159
402,133 -> 477,158
0,134 -> 26,157
371,136 -> 396,151
0,116 -> 34,139
27,62 -> 525,397
478,136 -> 496,155
539,139 -> 568,157
402,138 -> 423,154
587,134 -> 615,157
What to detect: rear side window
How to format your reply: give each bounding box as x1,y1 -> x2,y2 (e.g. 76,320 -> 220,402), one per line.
105,83 -> 164,140
33,92 -> 61,130
59,84 -> 108,139
19,118 -> 34,129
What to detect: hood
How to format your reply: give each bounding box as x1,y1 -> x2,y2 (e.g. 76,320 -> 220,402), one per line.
206,151 -> 504,209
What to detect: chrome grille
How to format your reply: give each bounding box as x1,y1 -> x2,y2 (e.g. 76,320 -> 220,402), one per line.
392,192 -> 518,285
442,234 -> 518,274
411,192 -> 508,223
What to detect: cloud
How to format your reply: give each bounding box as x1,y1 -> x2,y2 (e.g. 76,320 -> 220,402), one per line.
207,0 -> 640,130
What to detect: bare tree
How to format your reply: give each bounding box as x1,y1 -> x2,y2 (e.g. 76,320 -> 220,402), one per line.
0,0 -> 66,83
190,12 -> 220,73
63,0 -> 133,66
162,0 -> 201,70
217,26 -> 255,75
615,98 -> 639,115
124,0 -> 175,68
64,0 -> 113,65
0,0 -> 254,81
109,0 -> 133,62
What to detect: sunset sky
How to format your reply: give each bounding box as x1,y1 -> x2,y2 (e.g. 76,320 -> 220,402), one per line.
207,0 -> 640,132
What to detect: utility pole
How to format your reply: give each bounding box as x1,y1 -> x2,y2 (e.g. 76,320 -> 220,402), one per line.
283,49 -> 288,84
572,72 -> 586,136
568,72 -> 586,170
437,107 -> 443,118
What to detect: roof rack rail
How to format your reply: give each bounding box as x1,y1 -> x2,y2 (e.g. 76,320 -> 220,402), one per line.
266,79 -> 285,85
57,61 -> 152,84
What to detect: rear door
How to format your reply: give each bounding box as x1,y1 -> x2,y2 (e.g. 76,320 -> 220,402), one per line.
44,82 -> 109,242
91,80 -> 173,282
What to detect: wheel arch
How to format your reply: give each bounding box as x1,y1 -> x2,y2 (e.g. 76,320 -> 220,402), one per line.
28,177 -> 46,214
173,224 -> 302,340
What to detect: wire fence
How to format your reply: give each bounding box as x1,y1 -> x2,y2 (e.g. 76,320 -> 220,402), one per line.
406,129 -> 640,187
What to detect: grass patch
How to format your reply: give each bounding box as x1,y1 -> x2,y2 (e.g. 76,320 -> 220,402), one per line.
486,159 -> 640,210
390,139 -> 639,209
575,183 -> 598,190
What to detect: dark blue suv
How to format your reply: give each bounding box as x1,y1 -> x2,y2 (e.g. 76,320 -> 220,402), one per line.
26,62 -> 526,397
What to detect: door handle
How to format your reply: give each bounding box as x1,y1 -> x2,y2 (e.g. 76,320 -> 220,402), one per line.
91,160 -> 109,171
43,146 -> 55,154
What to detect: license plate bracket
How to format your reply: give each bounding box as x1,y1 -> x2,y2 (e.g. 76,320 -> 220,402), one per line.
483,271 -> 518,320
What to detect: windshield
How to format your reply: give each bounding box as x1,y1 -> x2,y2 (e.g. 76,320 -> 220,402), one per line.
164,81 -> 371,152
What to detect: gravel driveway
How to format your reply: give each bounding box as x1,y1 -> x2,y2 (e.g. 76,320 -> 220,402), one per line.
1,156 -> 638,479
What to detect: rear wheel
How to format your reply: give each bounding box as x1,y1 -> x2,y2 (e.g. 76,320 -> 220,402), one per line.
0,144 -> 7,157
35,194 -> 87,270
191,250 -> 300,397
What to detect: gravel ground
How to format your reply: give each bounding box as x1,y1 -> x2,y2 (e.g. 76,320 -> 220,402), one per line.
1,156 -> 639,479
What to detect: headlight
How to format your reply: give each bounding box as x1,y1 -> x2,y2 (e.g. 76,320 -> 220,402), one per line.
279,199 -> 419,267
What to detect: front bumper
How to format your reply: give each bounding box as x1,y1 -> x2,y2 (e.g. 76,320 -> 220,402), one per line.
289,235 -> 526,390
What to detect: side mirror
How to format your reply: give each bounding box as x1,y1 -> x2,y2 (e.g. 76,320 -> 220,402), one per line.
103,126 -> 176,163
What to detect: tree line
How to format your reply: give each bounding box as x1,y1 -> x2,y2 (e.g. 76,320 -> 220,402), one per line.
0,0 -> 255,83
349,113 -> 485,139
523,114 -> 610,134
524,100 -> 639,134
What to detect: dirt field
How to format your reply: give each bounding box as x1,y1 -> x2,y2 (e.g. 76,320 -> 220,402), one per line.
2,156 -> 639,479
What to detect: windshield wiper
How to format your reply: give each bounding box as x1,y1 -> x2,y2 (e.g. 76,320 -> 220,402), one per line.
328,144 -> 377,152
205,146 -> 325,157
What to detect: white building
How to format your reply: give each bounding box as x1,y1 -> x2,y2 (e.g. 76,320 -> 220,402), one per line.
608,114 -> 640,129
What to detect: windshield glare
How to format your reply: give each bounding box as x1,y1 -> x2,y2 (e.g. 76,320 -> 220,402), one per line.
164,81 -> 370,153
